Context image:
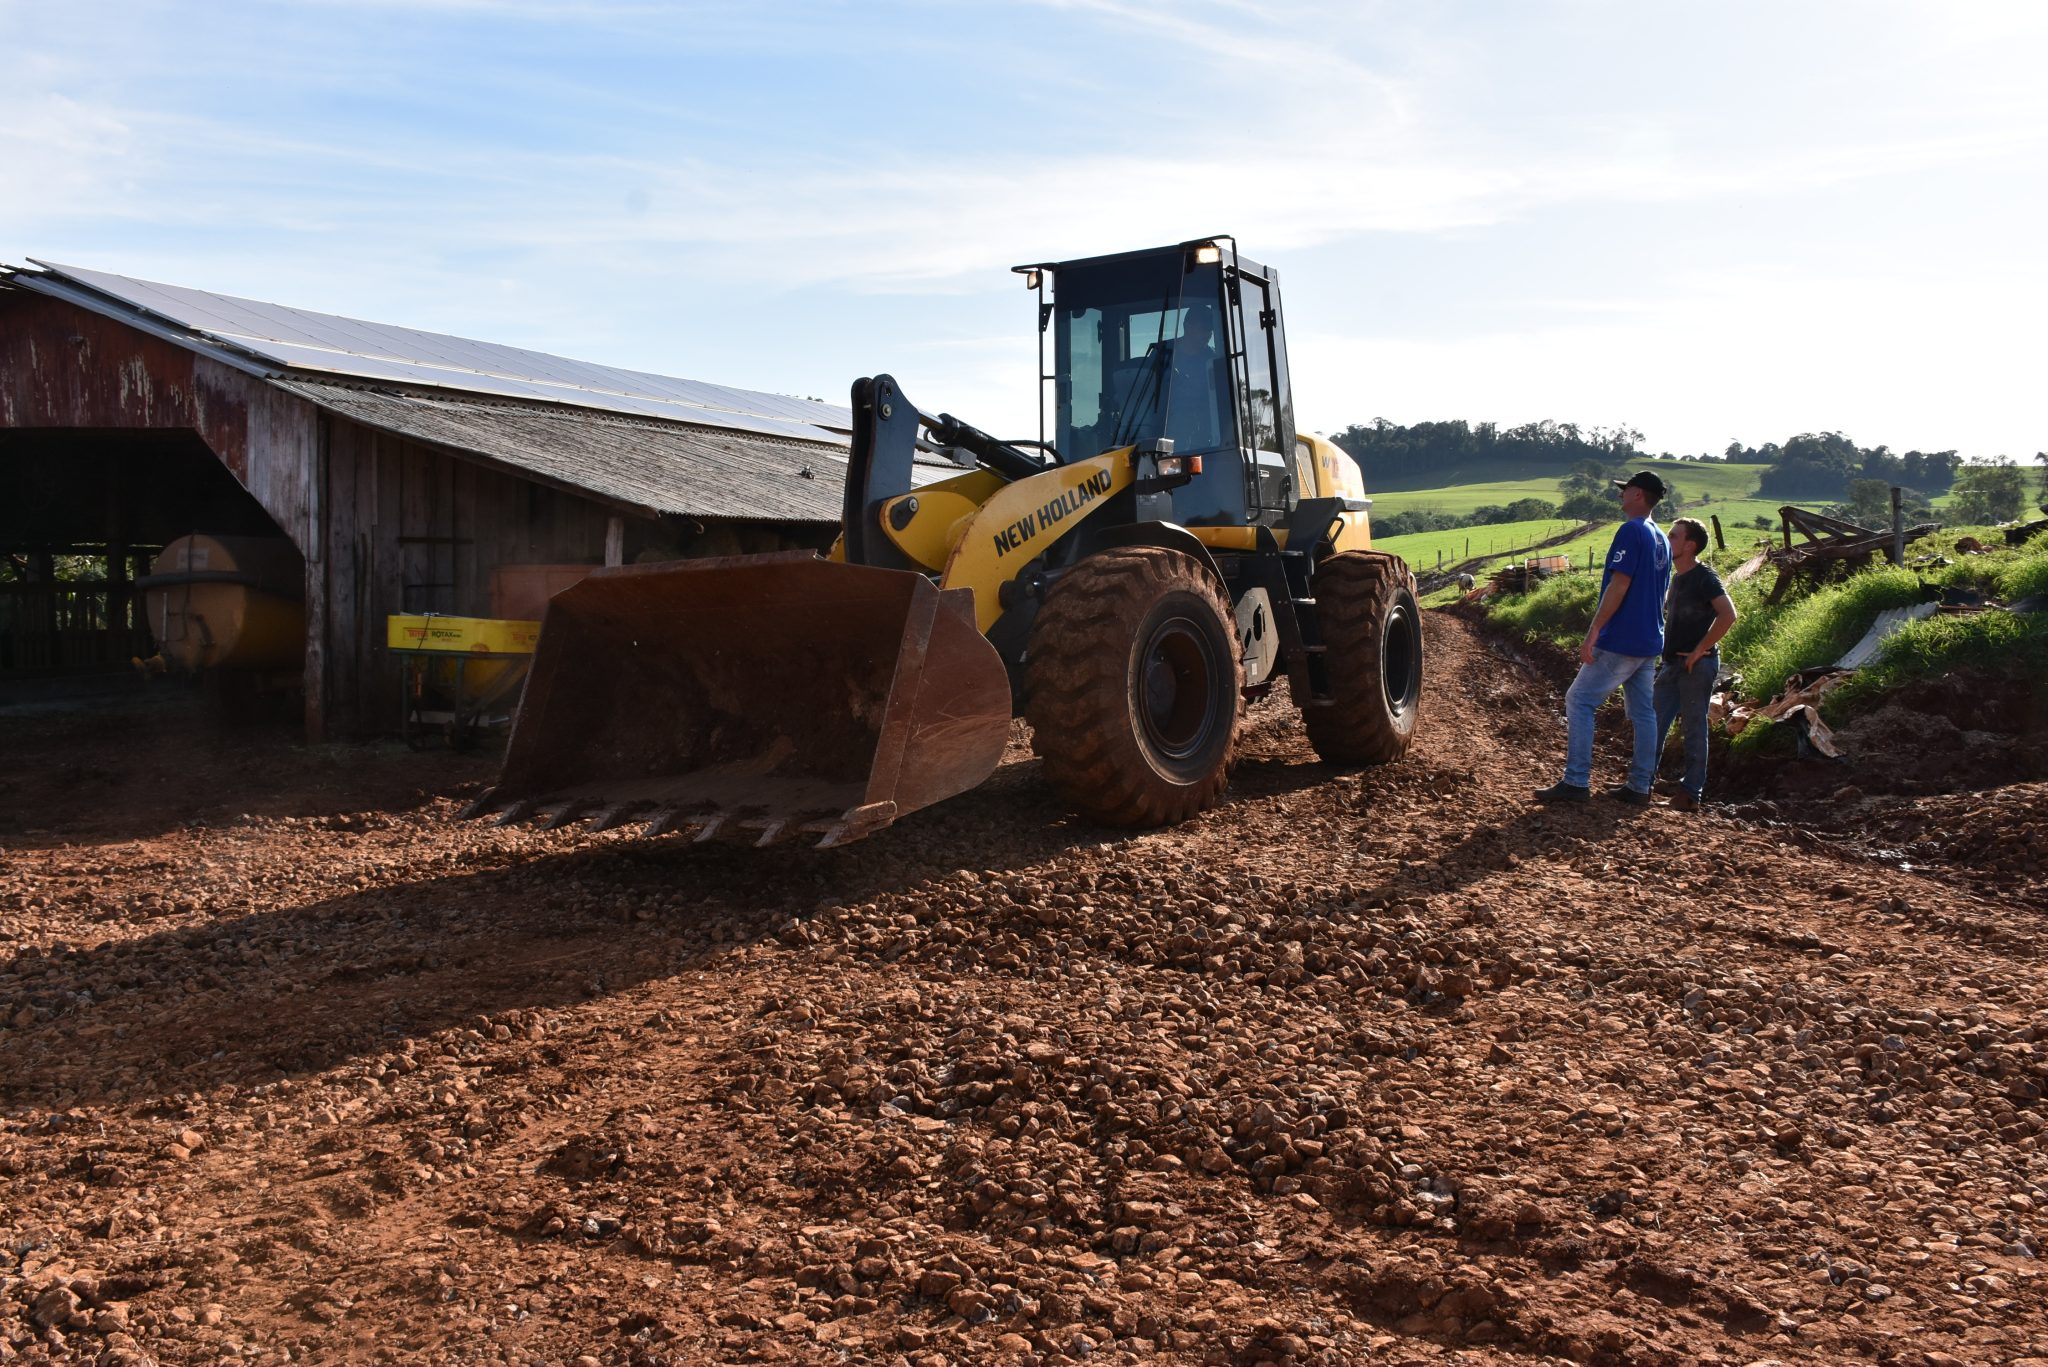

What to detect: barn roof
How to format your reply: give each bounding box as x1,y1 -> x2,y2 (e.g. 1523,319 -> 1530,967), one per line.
275,379 -> 860,523
1,260 -> 953,522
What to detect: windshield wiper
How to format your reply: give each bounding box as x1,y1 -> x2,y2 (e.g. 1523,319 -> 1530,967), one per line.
1109,291 -> 1175,448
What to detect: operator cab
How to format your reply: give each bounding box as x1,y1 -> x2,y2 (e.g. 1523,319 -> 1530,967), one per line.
1017,238 -> 1299,528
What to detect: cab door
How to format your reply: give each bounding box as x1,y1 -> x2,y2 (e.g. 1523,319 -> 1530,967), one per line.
1225,265 -> 1298,522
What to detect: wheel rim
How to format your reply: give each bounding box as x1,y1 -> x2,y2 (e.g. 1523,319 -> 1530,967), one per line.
1382,601 -> 1421,717
1138,614 -> 1224,763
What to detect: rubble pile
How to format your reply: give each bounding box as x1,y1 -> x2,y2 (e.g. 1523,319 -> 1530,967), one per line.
3,615 -> 2045,1365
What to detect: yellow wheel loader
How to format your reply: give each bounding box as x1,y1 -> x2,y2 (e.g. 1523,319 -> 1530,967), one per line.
468,238 -> 1422,846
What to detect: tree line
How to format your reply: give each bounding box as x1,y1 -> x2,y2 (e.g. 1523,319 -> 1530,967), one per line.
1723,432 -> 1963,500
1327,417 -> 1648,485
1332,418 -> 2046,534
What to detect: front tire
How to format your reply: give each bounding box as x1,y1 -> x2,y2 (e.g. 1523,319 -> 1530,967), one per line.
1301,552 -> 1423,764
1024,547 -> 1242,827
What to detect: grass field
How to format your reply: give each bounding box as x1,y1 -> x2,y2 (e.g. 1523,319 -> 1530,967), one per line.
1371,518 -> 1587,574
1365,460 -> 1771,519
1368,458 -> 1783,575
1366,478 -> 1578,517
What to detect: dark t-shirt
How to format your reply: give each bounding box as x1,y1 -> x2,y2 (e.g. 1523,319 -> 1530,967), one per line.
1664,563 -> 1728,658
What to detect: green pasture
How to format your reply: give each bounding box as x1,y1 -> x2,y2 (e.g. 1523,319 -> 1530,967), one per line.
1372,518 -> 1587,573
1364,460 -> 1771,519
1366,478 -> 1579,517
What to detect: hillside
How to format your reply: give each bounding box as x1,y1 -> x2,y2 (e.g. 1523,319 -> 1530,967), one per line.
1363,460 -> 1801,555
1363,460 -> 1771,516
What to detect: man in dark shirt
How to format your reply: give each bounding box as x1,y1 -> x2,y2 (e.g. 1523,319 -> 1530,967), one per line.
1535,471 -> 1672,805
1655,517 -> 1738,810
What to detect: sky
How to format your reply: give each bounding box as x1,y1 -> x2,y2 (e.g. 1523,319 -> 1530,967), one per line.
3,0 -> 2043,461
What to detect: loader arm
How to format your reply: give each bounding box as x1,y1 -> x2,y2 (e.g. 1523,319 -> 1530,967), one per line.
843,374 -> 1052,572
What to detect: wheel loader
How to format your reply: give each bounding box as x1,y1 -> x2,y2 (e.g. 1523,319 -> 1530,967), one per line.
466,237 -> 1423,846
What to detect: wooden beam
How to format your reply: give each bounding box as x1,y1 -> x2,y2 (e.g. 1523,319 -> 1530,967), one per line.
303,412 -> 330,744
106,457 -> 130,649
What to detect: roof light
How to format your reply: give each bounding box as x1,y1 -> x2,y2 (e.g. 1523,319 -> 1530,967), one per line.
1193,243 -> 1222,265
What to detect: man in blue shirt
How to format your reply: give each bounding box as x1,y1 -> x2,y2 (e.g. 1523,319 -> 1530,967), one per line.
1535,470 -> 1672,806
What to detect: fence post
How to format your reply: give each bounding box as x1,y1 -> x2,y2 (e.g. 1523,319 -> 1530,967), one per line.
1890,486 -> 1904,566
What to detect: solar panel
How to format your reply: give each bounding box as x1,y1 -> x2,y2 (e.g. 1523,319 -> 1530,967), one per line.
31,261 -> 856,444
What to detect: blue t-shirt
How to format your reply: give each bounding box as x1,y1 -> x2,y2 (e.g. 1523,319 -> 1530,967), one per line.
1595,517 -> 1671,657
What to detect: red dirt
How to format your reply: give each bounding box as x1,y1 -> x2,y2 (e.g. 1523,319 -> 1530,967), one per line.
3,612 -> 2044,1366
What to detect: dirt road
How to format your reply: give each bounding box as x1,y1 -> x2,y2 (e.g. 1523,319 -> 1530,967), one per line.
2,612 -> 2043,1366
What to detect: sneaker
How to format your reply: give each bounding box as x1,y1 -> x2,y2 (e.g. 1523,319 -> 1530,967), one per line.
1671,791 -> 1698,812
1533,781 -> 1590,804
1604,784 -> 1650,806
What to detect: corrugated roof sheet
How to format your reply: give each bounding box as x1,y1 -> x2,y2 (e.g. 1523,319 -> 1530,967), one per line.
18,261 -> 855,443
276,380 -> 940,522
1,260 -> 969,524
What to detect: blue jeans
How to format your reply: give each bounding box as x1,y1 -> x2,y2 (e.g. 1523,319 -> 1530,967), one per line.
1654,650 -> 1717,799
1563,648 -> 1660,793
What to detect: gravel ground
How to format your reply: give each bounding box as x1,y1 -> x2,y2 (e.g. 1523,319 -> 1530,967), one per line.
2,611 -> 2044,1367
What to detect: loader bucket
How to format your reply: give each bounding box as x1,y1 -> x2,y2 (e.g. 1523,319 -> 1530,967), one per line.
467,551 -> 1013,847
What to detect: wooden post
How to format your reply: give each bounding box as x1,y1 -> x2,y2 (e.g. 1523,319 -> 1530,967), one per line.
605,515 -> 625,568
1710,514 -> 1724,551
106,458 -> 128,665
1890,486 -> 1904,566
34,553 -> 57,659
304,413 -> 330,744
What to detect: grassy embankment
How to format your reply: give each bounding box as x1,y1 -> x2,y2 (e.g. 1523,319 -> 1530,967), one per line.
1486,526 -> 2048,724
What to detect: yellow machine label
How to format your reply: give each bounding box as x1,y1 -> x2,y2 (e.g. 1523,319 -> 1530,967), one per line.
941,452 -> 1134,631
992,468 -> 1115,558
387,614 -> 542,656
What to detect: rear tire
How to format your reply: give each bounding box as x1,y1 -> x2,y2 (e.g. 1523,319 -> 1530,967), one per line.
1025,547 -> 1242,827
1301,551 -> 1423,764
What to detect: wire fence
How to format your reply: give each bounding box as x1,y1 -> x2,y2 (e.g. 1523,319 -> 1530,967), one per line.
1412,521 -> 1605,595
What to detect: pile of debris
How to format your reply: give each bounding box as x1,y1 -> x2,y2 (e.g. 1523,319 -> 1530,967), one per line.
1460,554 -> 1572,603
1722,601 -> 1947,757
1725,645 -> 2046,818
1726,506 -> 1940,603
2004,507 -> 2048,547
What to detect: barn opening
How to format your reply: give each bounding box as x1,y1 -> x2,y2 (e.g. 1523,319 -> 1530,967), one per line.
0,428 -> 295,687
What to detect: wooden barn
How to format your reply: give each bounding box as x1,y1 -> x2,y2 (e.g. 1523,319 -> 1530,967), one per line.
0,261 -> 933,740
